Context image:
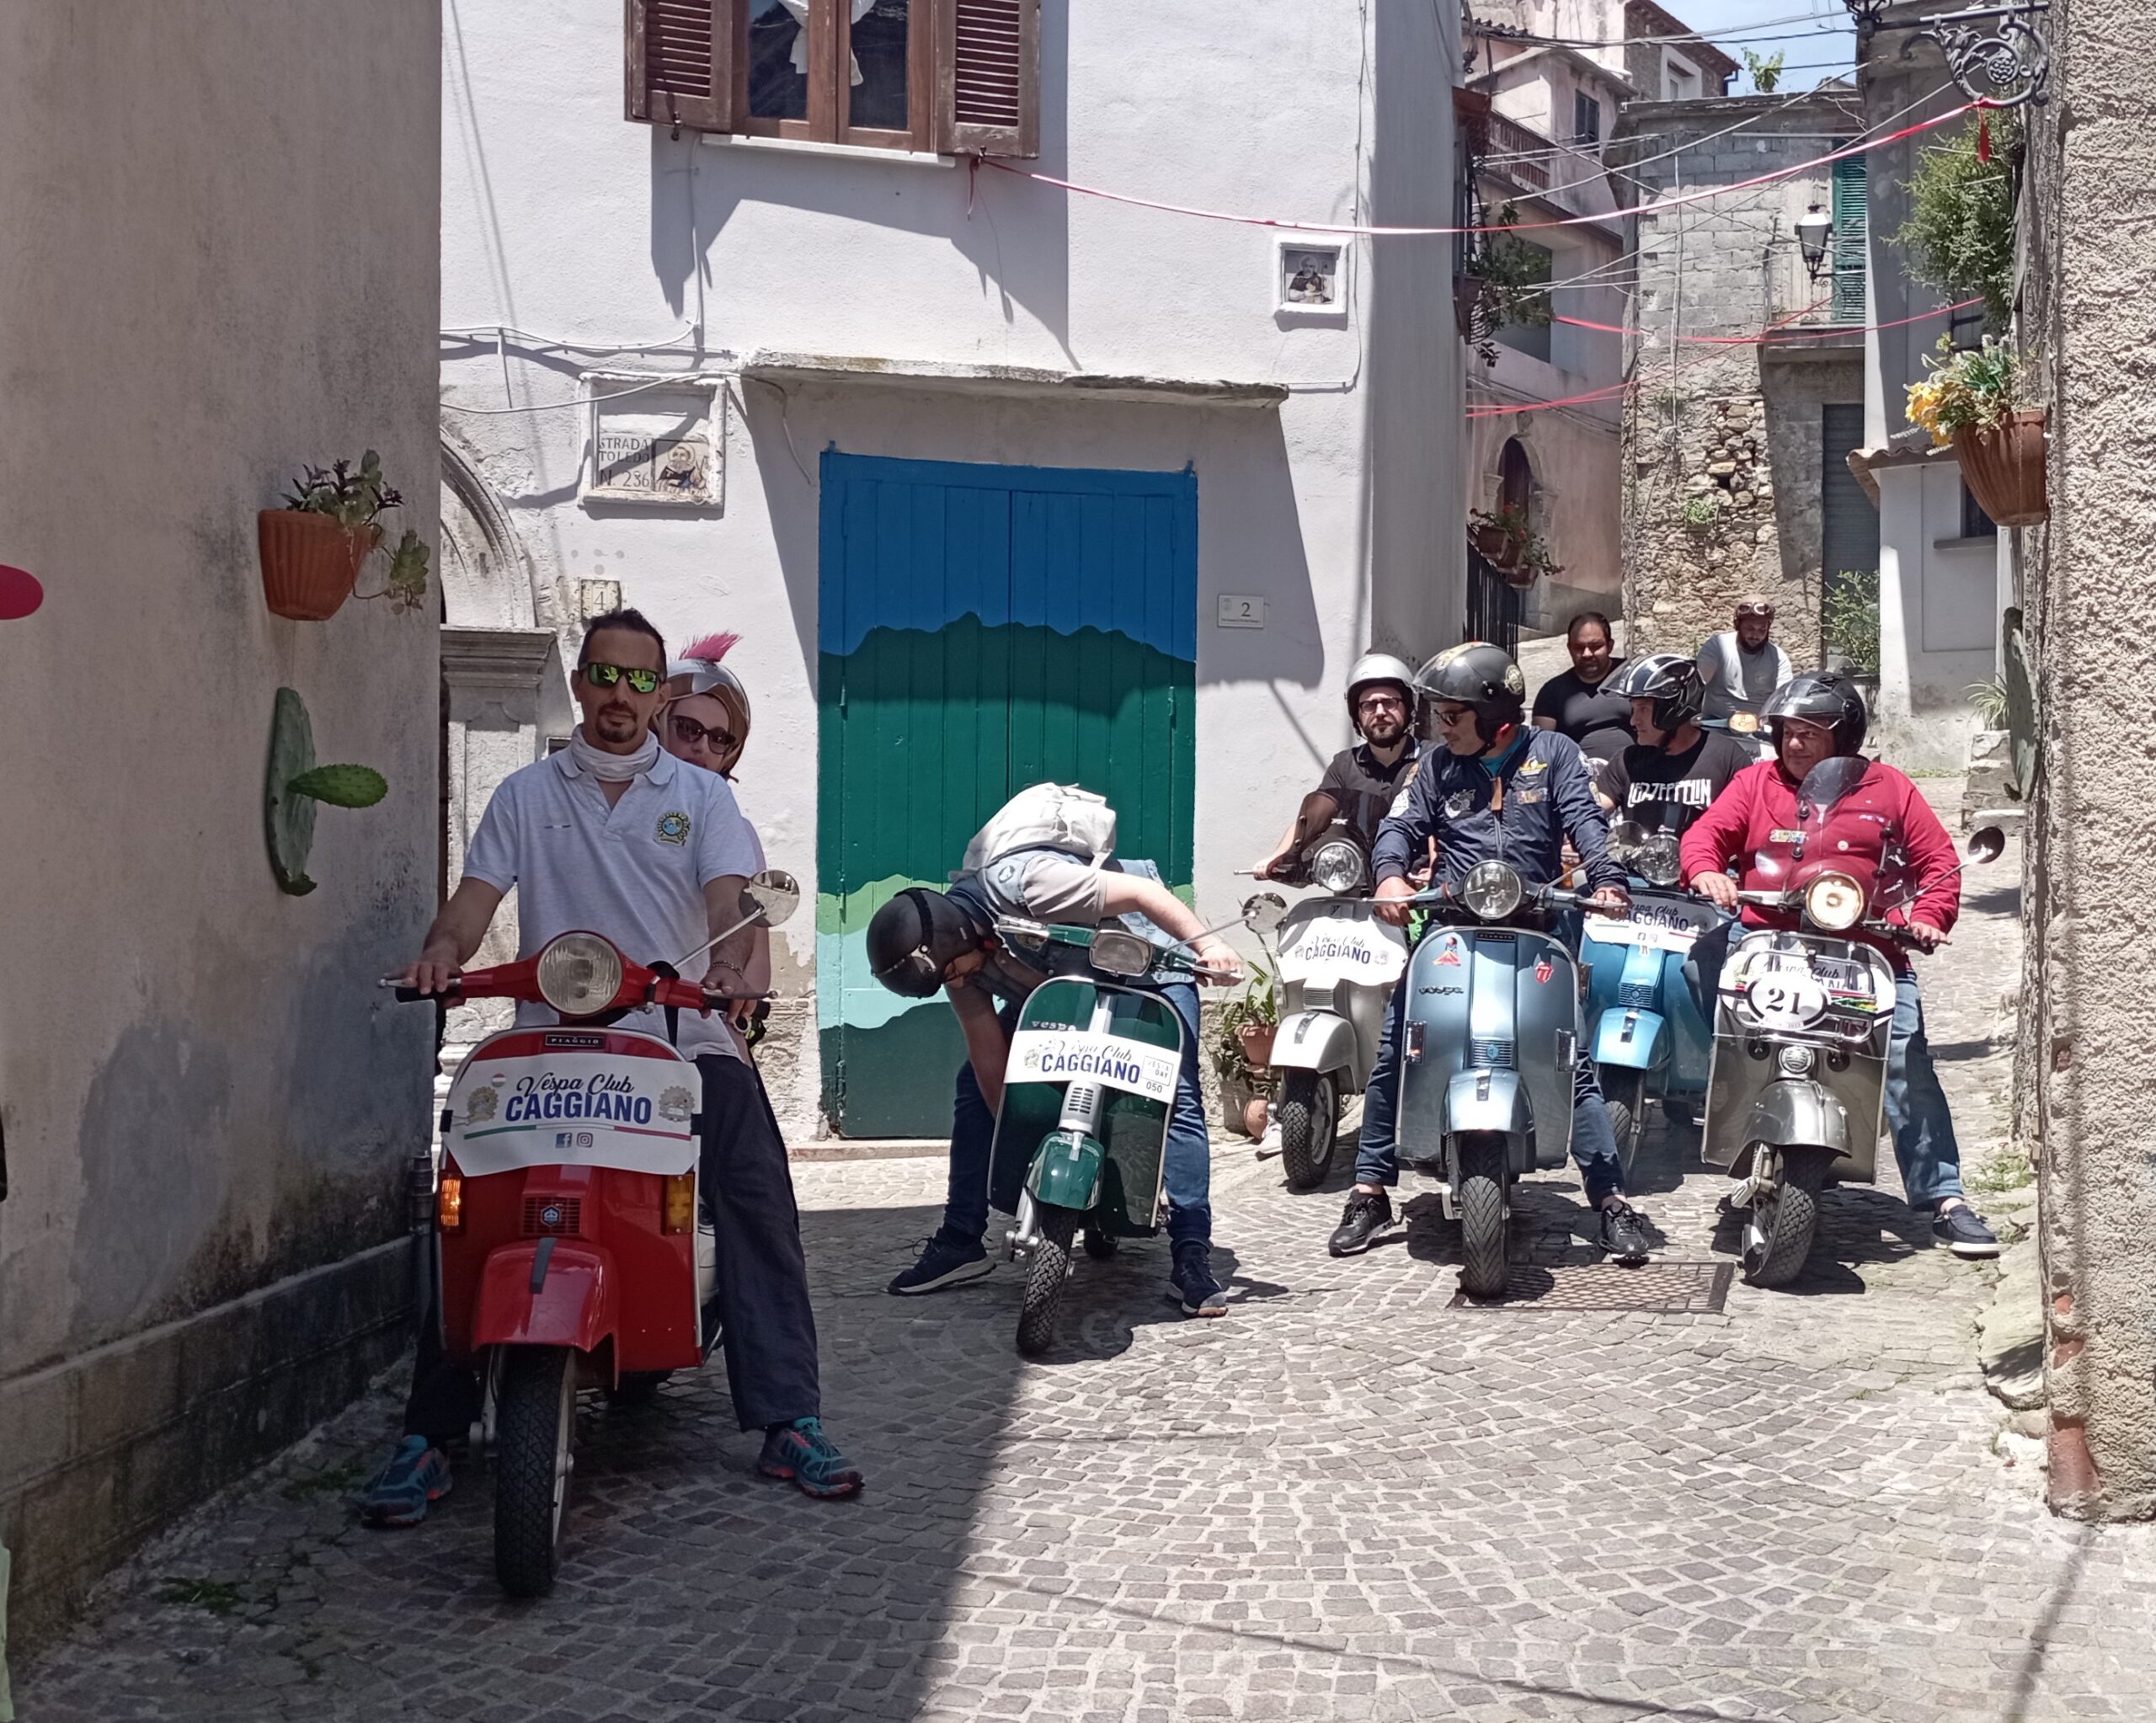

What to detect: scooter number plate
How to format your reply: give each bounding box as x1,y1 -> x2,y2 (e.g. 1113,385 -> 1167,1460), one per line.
1006,1028 -> 1180,1103
1581,917 -> 1700,954
1741,974 -> 1828,1030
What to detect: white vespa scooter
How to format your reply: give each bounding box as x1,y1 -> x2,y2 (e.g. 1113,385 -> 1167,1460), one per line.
1267,812 -> 1410,1188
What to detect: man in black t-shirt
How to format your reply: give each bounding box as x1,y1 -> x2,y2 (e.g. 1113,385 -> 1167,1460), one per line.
1596,653 -> 1755,830
1255,652 -> 1424,875
1531,611 -> 1630,765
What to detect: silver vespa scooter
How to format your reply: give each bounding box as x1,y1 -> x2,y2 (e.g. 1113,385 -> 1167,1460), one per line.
1268,814 -> 1410,1189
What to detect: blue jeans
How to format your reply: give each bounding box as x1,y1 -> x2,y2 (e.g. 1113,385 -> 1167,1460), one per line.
1886,974 -> 1964,1207
941,979 -> 1214,1250
1353,974 -> 1627,1206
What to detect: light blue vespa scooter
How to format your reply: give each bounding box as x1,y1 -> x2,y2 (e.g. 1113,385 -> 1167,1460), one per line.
1581,817 -> 1727,1170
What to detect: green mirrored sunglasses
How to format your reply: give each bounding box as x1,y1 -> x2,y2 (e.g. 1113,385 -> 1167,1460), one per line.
582,661 -> 662,696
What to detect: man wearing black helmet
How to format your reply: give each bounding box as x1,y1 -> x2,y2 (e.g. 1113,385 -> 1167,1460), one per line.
1597,653 -> 1755,829
1326,641 -> 1656,1263
1254,652 -> 1425,878
1677,670 -> 2000,1258
866,842 -> 1243,1313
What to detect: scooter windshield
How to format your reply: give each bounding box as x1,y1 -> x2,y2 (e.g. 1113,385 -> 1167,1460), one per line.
1752,755 -> 1870,888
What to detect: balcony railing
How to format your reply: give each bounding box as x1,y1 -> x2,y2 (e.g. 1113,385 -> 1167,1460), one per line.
1478,112 -> 1611,220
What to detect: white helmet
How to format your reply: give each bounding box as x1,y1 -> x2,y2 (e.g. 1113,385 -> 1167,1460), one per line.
1345,651 -> 1419,731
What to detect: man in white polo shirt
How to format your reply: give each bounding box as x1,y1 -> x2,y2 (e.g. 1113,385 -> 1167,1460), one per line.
361,609 -> 861,1523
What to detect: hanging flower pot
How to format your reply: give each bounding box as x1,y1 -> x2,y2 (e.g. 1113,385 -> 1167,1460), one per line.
258,511 -> 378,621
1952,408 -> 2048,527
1471,522 -> 1518,564
1500,559 -> 1540,591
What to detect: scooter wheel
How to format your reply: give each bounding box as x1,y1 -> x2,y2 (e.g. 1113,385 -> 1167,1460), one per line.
1742,1149 -> 1828,1288
1278,1070 -> 1340,1191
494,1347 -> 575,1598
1016,1205 -> 1078,1357
1456,1134 -> 1510,1300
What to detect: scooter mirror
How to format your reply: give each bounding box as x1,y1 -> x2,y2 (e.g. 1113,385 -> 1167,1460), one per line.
1241,892 -> 1289,936
1967,825 -> 2007,866
742,869 -> 802,927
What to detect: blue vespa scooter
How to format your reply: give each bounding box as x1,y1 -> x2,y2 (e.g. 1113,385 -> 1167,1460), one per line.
1581,817 -> 1728,1170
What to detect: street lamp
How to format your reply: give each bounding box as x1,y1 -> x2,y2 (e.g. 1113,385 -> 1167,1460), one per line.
1796,205 -> 1834,283
1836,0 -> 2052,107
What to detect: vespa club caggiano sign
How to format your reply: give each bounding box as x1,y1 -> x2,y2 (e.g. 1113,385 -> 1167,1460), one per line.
447,1048 -> 698,1176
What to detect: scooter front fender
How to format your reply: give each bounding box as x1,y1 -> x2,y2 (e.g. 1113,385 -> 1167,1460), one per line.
472,1240 -> 619,1370
1025,1129 -> 1105,1211
1720,1079 -> 1876,1185
1592,1007 -> 1669,1072
1269,1011 -> 1358,1078
1444,1068 -> 1532,1166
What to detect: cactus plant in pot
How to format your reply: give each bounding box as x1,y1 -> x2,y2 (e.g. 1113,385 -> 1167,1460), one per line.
259,451 -> 431,621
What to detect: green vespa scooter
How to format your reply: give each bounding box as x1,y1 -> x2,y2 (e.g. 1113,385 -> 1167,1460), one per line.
987,895 -> 1285,1355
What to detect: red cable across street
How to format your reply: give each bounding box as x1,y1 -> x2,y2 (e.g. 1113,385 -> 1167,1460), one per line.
1552,295 -> 1988,344
974,104 -> 1983,240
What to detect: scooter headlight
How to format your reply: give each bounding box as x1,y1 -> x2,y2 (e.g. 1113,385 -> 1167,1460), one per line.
1460,860 -> 1524,922
535,931 -> 625,1017
1087,927 -> 1154,979
1803,871 -> 1867,932
1310,839 -> 1369,895
1635,835 -> 1683,888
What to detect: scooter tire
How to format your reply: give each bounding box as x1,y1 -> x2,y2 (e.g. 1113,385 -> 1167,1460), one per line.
1278,1070 -> 1340,1191
1742,1148 -> 1828,1288
1016,1205 -> 1079,1357
494,1346 -> 575,1598
1457,1134 -> 1510,1300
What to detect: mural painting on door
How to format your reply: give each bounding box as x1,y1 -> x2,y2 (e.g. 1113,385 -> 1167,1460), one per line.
817,452 -> 1198,1136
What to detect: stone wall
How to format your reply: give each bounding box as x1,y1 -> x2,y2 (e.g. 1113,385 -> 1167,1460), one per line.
1613,93 -> 1862,662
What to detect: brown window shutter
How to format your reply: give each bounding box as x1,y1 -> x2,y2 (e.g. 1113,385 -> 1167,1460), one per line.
936,0 -> 1039,158
626,0 -> 735,133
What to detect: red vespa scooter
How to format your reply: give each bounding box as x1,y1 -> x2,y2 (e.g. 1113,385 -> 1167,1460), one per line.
388,871 -> 799,1597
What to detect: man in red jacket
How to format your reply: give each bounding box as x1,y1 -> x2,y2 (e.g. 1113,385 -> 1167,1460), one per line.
1678,671 -> 1999,1258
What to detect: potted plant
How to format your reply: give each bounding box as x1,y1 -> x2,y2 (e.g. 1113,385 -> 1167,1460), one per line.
1212,959 -> 1278,1140
1904,336 -> 2047,526
1468,502 -> 1529,568
259,450 -> 432,620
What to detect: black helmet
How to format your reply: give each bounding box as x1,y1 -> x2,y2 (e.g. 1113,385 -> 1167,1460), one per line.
1343,651 -> 1419,732
1415,641 -> 1527,747
865,888 -> 989,998
1611,653 -> 1705,735
1761,669 -> 1869,755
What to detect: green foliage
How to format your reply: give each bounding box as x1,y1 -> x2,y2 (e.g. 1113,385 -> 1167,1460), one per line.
1470,203 -> 1553,364
1469,504 -> 1564,582
382,528 -> 431,615
287,764 -> 389,808
1742,48 -> 1785,93
1905,333 -> 2022,444
282,449 -> 401,529
1893,111 -> 2020,331
1967,674 -> 2009,728
1680,494 -> 1719,528
1211,958 -> 1278,1081
1822,569 -> 1881,676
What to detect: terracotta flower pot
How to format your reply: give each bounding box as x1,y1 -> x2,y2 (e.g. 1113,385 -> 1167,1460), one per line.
1501,561 -> 1540,590
259,511 -> 379,621
1241,1096 -> 1272,1140
1953,409 -> 2048,528
1236,1022 -> 1277,1070
1471,523 -> 1519,565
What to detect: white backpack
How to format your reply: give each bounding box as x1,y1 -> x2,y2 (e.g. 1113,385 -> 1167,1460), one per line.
959,782 -> 1117,875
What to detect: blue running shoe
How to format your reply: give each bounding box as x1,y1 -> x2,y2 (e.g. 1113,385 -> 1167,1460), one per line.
359,1436 -> 452,1528
758,1418 -> 865,1498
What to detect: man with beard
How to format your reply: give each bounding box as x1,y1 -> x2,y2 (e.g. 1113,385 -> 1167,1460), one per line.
1696,595 -> 1795,727
1253,653 -> 1423,878
1531,611 -> 1632,767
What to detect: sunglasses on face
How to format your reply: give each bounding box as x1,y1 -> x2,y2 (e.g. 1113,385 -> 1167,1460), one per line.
670,712 -> 739,752
582,661 -> 662,696
1434,705 -> 1477,727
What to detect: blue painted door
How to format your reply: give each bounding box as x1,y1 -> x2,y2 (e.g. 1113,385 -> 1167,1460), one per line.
816,452 -> 1198,1137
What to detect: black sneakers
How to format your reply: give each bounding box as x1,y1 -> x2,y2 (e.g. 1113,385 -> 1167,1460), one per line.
1327,1187 -> 1396,1257
1168,1241 -> 1230,1316
1599,1200 -> 1652,1264
887,1233 -> 993,1294
1933,1203 -> 2001,1258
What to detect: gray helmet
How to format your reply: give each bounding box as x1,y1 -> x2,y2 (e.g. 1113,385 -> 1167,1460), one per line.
1762,669 -> 1869,755
1344,651 -> 1418,731
1611,652 -> 1705,734
1415,641 -> 1527,747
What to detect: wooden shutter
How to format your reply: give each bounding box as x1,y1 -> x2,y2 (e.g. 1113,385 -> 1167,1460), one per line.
936,0 -> 1039,157
1830,153 -> 1868,324
626,0 -> 734,133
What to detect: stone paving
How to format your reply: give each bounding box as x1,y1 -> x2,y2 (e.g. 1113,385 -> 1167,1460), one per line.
22,829 -> 2156,1723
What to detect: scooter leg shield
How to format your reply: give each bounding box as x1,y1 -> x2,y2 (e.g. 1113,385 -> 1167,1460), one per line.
1268,1011 -> 1358,1078
1444,1069 -> 1533,1174
472,1240 -> 620,1371
1592,1008 -> 1669,1070
1026,1129 -> 1106,1212
1742,1080 -> 1871,1182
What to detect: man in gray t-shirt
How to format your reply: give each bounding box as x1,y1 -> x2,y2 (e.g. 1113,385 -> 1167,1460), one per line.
1696,595 -> 1796,723
867,837 -> 1243,1318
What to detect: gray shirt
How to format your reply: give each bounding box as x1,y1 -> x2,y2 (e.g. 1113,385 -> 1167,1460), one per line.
1697,632 -> 1795,721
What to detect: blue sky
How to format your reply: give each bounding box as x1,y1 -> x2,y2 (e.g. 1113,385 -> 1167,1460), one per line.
1683,1 -> 1856,91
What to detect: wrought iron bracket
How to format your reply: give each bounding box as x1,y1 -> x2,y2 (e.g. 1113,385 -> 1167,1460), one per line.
1849,2 -> 2051,108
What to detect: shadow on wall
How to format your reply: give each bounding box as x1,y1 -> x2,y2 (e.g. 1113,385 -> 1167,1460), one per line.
645,0 -> 1074,364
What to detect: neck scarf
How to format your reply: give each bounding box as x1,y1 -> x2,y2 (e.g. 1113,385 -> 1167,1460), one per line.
568,723 -> 659,782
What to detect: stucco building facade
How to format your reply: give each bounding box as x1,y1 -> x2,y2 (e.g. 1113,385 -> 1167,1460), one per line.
0,0 -> 441,1649
439,0 -> 1467,1139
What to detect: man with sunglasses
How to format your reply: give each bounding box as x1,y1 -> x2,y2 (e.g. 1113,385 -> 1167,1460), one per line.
1326,641 -> 1654,1264
1253,653 -> 1423,878
1696,595 -> 1795,728
363,609 -> 862,1526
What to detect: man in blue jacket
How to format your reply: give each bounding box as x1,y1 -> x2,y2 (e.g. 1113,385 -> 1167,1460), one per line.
1327,641 -> 1653,1264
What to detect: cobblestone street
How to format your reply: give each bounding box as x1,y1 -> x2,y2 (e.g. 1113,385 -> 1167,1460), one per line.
23,826 -> 2156,1723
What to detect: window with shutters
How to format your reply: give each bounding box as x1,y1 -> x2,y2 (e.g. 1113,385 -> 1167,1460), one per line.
1573,92 -> 1600,146
1829,152 -> 1867,325
624,0 -> 1038,157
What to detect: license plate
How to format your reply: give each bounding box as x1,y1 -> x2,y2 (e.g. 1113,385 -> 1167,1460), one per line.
1582,917 -> 1700,954
1005,1028 -> 1180,1103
